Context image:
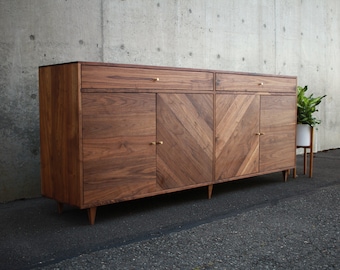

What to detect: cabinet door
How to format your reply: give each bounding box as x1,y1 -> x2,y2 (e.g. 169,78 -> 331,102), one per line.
82,93 -> 159,205
215,94 -> 260,181
157,94 -> 213,189
260,95 -> 296,171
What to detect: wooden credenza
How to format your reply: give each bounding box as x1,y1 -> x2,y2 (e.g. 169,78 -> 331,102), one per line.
39,62 -> 297,224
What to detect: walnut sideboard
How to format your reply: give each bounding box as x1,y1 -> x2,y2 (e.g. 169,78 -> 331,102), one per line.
39,62 -> 297,224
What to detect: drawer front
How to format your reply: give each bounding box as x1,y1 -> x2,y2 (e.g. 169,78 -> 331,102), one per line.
216,73 -> 296,93
82,65 -> 214,90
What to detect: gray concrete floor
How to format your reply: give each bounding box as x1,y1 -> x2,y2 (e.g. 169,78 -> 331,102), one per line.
1,149 -> 339,270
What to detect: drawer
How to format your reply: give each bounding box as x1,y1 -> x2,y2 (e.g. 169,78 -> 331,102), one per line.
81,65 -> 213,91
216,73 -> 296,93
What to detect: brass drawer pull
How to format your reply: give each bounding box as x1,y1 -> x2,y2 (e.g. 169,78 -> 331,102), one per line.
150,141 -> 163,145
259,82 -> 264,86
154,78 -> 160,81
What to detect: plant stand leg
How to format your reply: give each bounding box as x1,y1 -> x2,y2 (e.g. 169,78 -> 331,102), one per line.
304,148 -> 307,175
309,127 -> 314,178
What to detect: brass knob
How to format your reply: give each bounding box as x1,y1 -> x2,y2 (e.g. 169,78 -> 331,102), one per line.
157,141 -> 163,145
150,142 -> 156,145
255,132 -> 261,136
154,78 -> 160,81
259,82 -> 264,86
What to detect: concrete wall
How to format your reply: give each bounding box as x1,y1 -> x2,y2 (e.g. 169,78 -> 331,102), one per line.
1,0 -> 339,202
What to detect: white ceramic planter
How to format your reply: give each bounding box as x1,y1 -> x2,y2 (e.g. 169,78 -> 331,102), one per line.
296,124 -> 311,146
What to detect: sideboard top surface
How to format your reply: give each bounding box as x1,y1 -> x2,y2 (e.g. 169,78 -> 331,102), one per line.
39,61 -> 297,79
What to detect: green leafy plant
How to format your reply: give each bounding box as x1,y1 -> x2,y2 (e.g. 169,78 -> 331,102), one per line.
297,85 -> 326,126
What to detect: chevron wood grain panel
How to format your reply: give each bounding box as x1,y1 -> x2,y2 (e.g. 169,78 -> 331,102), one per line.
156,94 -> 213,189
215,94 -> 260,180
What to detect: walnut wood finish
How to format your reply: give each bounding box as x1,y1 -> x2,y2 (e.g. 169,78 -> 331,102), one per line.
39,62 -> 297,224
215,94 -> 260,180
260,95 -> 296,172
39,63 -> 83,207
82,65 -> 214,90
216,73 -> 296,92
156,94 -> 213,189
82,93 -> 159,205
215,94 -> 296,182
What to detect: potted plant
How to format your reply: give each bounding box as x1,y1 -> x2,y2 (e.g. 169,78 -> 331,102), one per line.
296,85 -> 326,146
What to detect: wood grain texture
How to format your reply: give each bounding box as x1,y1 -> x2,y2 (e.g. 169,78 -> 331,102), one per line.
39,62 -> 297,224
82,65 -> 214,90
215,94 -> 260,180
82,93 -> 156,138
215,93 -> 296,181
156,94 -> 213,189
216,73 -> 296,92
39,63 -> 82,207
82,93 -> 160,205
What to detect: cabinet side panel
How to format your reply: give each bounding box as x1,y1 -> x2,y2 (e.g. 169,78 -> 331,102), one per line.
39,64 -> 82,207
39,67 -> 53,197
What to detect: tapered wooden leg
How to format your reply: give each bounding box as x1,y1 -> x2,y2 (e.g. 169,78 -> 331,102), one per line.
309,127 -> 314,178
208,184 -> 213,199
303,148 -> 307,175
87,207 -> 97,225
309,151 -> 313,178
57,202 -> 63,214
282,170 -> 288,182
293,167 -> 297,178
